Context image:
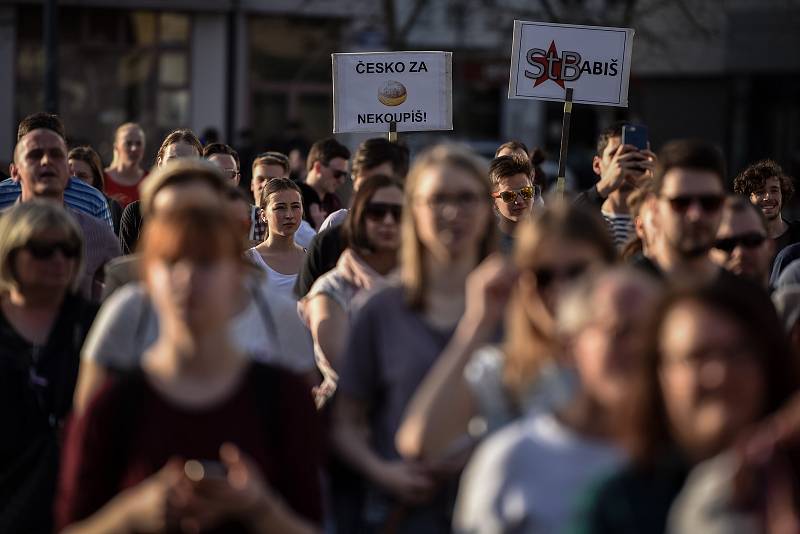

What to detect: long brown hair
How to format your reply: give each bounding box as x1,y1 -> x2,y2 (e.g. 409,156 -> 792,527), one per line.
624,277 -> 800,468
156,128 -> 202,166
343,174 -> 403,253
502,202 -> 617,401
400,144 -> 496,311
68,146 -> 105,190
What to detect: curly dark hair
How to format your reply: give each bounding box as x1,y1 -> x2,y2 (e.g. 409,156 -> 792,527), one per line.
733,159 -> 794,203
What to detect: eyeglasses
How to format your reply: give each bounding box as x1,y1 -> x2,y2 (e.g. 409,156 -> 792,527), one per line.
713,233 -> 767,253
365,202 -> 402,222
21,240 -> 80,260
491,186 -> 537,204
419,192 -> 482,211
661,194 -> 724,213
532,261 -> 589,290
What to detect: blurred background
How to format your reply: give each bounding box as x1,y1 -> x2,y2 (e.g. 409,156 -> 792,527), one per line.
1,0 -> 799,193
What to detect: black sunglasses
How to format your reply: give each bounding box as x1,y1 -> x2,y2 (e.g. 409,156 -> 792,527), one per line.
714,233 -> 767,253
365,202 -> 402,222
22,240 -> 80,260
662,194 -> 724,213
533,262 -> 589,290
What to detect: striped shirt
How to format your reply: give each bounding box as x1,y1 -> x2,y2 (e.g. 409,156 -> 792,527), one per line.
602,212 -> 635,250
0,177 -> 113,229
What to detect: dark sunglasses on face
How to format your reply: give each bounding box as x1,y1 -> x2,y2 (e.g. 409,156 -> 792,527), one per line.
532,261 -> 589,290
21,240 -> 80,260
662,194 -> 724,213
491,186 -> 537,204
364,202 -> 402,222
713,233 -> 767,253
325,164 -> 349,181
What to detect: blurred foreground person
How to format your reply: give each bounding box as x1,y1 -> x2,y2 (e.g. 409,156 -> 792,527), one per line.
299,174 -> 403,408
710,195 -> 773,289
454,267 -> 661,533
396,203 -> 616,464
332,144 -> 494,533
57,205 -> 322,533
104,123 -> 147,208
75,160 -> 314,414
574,277 -> 799,534
0,201 -> 97,532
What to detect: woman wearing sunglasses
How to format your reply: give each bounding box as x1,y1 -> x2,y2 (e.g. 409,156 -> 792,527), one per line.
299,174 -> 403,408
397,203 -> 616,463
0,201 -> 98,532
489,154 -> 538,253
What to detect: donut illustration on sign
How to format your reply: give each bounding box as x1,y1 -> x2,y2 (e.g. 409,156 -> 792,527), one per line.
378,81 -> 407,106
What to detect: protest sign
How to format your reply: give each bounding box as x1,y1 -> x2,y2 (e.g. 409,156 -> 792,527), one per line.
332,51 -> 452,133
509,20 -> 634,107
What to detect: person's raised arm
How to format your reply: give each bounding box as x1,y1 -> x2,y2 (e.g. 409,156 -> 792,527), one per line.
395,255 -> 516,462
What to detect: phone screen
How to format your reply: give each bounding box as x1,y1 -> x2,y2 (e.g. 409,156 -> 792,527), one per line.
622,124 -> 649,150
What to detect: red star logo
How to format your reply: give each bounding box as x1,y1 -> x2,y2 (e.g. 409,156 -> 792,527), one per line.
530,40 -> 565,89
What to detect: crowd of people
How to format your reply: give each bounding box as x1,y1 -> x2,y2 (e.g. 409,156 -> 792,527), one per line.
2,110 -> 800,534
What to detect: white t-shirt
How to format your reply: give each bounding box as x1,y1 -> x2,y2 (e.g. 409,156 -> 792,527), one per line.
294,220 -> 317,249
245,248 -> 299,299
318,208 -> 348,233
82,280 -> 315,373
454,409 -> 625,534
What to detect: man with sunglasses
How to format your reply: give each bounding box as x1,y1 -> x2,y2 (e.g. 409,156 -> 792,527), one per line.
6,113 -> 120,300
489,154 -> 536,252
650,140 -> 730,283
710,195 -> 774,288
303,137 -> 351,225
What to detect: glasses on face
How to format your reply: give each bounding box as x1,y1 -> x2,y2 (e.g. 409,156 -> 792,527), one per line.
420,191 -> 482,211
20,240 -> 80,260
661,194 -> 724,214
364,202 -> 402,222
532,261 -> 589,290
491,185 -> 538,204
713,232 -> 767,253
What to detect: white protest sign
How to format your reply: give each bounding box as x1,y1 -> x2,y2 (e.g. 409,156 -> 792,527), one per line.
332,51 -> 452,133
509,21 -> 634,107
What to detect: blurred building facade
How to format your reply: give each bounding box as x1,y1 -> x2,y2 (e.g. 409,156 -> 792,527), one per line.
0,0 -> 798,186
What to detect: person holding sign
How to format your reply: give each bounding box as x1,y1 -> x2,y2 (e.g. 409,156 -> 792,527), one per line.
489,154 -> 536,253
574,123 -> 656,250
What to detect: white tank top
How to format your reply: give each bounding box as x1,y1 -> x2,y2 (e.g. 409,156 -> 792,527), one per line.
245,248 -> 299,299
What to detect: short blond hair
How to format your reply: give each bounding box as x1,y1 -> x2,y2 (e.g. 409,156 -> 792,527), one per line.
139,158 -> 228,217
0,201 -> 84,293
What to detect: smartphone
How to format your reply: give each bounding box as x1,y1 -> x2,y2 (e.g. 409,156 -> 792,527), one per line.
184,459 -> 228,482
622,124 -> 649,150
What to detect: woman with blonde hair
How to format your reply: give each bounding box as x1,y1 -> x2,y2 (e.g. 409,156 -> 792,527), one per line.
331,144 -> 495,533
0,201 -> 98,532
104,122 -> 147,208
396,202 -> 616,463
